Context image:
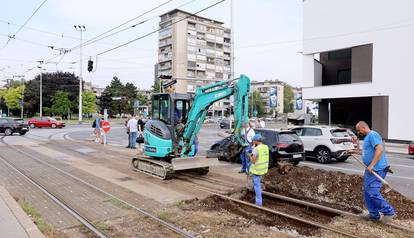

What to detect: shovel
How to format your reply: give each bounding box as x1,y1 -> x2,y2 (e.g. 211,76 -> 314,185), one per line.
350,153 -> 394,193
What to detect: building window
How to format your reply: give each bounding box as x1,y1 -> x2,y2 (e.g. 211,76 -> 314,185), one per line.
159,28 -> 172,38
215,72 -> 223,79
188,61 -> 196,68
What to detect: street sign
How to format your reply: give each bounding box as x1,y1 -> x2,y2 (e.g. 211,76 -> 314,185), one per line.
102,121 -> 111,133
133,100 -> 140,108
18,100 -> 23,107
162,79 -> 177,88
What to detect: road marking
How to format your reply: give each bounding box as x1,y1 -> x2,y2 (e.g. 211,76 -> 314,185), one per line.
301,162 -> 414,181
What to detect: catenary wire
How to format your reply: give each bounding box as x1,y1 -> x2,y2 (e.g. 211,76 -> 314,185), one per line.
0,0 -> 48,50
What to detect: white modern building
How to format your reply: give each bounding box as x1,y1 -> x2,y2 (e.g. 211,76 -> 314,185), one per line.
302,0 -> 414,140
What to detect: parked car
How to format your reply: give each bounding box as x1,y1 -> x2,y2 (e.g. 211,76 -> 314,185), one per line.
290,126 -> 355,163
0,118 -> 29,136
219,118 -> 234,129
28,117 -> 65,128
207,128 -> 305,167
409,142 -> 414,156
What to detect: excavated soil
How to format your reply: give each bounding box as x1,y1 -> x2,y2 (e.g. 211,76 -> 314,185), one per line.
179,192 -> 335,236
263,166 -> 414,220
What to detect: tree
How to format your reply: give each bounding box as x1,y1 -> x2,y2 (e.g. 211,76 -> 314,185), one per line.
50,91 -> 72,118
151,78 -> 162,93
4,85 -> 24,110
252,91 -> 265,117
283,85 -> 294,113
24,71 -> 81,117
82,91 -> 97,115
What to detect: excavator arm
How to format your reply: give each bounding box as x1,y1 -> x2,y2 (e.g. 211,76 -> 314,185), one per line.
180,74 -> 251,156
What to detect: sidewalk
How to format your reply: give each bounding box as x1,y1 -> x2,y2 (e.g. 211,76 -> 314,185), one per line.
0,186 -> 44,238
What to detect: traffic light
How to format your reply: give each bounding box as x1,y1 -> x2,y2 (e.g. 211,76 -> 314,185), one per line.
87,60 -> 93,72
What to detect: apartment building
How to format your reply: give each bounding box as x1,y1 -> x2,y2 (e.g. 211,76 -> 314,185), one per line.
158,9 -> 232,116
302,0 -> 414,140
250,80 -> 284,115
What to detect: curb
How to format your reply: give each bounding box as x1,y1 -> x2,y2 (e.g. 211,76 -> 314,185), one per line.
0,186 -> 44,238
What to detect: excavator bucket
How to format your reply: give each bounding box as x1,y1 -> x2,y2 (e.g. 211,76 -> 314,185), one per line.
171,156 -> 220,171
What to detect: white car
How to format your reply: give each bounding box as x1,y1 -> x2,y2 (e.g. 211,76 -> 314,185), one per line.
290,126 -> 355,163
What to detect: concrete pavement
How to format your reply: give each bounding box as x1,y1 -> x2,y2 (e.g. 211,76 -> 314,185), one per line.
0,186 -> 44,238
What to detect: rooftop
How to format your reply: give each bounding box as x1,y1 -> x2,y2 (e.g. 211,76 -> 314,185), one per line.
160,9 -> 224,25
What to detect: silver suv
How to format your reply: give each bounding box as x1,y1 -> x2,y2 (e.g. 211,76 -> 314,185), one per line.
291,126 -> 355,163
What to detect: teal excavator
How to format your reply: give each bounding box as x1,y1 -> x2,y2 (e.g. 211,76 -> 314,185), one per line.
132,75 -> 250,179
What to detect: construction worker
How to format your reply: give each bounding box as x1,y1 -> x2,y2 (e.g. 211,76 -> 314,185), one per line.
248,134 -> 269,206
239,122 -> 255,173
355,121 -> 395,222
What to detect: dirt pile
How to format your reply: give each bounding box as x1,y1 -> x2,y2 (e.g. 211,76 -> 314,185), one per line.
263,166 -> 414,220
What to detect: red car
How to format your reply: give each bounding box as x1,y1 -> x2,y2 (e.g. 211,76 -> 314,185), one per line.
409,142 -> 414,155
28,117 -> 65,128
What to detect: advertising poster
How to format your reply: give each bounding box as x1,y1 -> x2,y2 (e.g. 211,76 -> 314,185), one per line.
269,87 -> 277,108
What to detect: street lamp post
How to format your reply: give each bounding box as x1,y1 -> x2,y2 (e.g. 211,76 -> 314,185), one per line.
74,25 -> 86,123
37,61 -> 44,117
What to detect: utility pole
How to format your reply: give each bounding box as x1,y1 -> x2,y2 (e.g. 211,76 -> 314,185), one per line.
74,25 -> 86,123
36,61 -> 44,117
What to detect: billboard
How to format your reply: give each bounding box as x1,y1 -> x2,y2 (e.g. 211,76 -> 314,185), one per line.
295,92 -> 303,110
269,87 -> 277,108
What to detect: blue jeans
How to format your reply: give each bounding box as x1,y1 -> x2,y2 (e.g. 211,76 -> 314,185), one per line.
364,169 -> 395,220
130,132 -> 137,149
240,146 -> 252,172
253,175 -> 262,206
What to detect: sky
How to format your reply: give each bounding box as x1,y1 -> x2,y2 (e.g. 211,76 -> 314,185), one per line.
0,0 -> 303,90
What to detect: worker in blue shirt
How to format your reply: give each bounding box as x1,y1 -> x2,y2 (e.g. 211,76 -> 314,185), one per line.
355,121 -> 395,223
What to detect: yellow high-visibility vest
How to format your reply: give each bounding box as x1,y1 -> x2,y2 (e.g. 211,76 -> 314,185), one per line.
250,144 -> 269,175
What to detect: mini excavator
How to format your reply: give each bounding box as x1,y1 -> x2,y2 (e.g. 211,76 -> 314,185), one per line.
132,75 -> 250,179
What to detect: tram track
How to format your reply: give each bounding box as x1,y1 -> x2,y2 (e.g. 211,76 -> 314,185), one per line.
0,135 -> 196,238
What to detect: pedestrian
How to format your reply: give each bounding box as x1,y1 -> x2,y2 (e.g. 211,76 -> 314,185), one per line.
355,121 -> 395,222
137,114 -> 145,152
93,113 -> 102,143
193,135 -> 199,156
248,134 -> 269,206
239,122 -> 255,173
127,115 -> 138,149
259,119 -> 265,128
125,114 -> 132,148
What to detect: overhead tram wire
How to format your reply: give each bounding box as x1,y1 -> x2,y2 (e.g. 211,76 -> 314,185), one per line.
72,0 -> 197,51
15,0 -> 198,75
96,0 -> 226,57
16,0 -> 183,74
71,0 -> 174,52
0,0 -> 48,50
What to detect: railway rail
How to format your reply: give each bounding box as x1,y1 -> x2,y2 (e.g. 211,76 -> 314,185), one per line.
0,135 -> 195,238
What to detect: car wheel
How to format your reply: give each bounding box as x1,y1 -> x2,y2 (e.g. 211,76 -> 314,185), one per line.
336,155 -> 349,162
292,161 -> 300,166
29,124 -> 35,128
315,147 -> 331,164
19,131 -> 26,136
4,128 -> 13,136
51,124 -> 57,129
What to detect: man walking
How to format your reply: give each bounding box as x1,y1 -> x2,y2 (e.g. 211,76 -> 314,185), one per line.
239,122 -> 255,173
93,113 -> 102,143
125,114 -> 132,148
248,134 -> 269,206
355,121 -> 395,222
127,115 -> 138,149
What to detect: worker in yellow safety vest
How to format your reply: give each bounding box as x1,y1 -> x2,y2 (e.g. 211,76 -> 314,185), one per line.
248,134 -> 269,206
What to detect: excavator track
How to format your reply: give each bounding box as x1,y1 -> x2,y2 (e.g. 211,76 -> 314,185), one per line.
131,156 -> 174,180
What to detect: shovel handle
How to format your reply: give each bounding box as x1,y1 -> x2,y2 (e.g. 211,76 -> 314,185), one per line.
350,154 -> 393,189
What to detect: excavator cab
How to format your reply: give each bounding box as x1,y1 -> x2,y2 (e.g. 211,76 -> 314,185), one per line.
146,93 -> 193,157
